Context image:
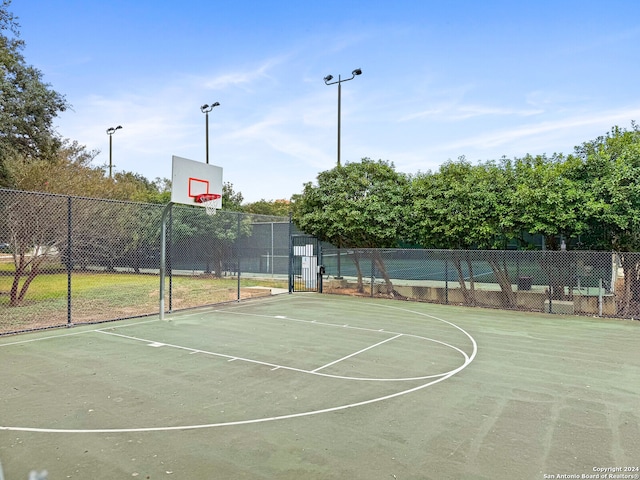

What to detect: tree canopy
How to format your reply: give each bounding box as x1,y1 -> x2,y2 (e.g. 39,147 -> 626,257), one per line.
244,198 -> 291,216
292,123 -> 640,254
293,158 -> 411,293
4,139 -> 171,202
0,0 -> 68,186
293,158 -> 410,249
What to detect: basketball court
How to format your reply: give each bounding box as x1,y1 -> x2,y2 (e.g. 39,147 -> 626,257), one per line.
1,293 -> 638,479
1,156 -> 638,479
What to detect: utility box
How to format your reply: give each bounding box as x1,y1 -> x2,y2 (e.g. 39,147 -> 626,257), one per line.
517,276 -> 532,291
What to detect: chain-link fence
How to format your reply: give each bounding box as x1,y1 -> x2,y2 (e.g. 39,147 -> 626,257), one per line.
320,248 -> 639,318
4,188 -> 639,336
0,188 -> 290,335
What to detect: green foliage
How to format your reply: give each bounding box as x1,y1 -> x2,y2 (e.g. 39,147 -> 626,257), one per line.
244,198 -> 291,216
574,123 -> 640,251
4,141 -> 171,202
222,182 -> 244,211
292,158 -> 411,248
0,0 -> 69,185
410,157 -> 517,249
0,1 -> 173,203
170,206 -> 252,278
510,153 -> 590,249
291,123 -> 640,255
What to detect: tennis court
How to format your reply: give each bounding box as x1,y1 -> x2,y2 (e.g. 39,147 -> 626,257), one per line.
1,293 -> 639,479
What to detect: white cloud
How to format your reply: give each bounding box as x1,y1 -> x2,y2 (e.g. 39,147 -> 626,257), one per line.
430,107 -> 640,157
201,56 -> 288,91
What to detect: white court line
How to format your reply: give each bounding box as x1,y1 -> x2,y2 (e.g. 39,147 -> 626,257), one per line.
214,309 -> 470,362
95,327 -> 460,382
0,318 -> 160,348
0,329 -> 93,347
1,297 -> 469,383
0,366 -> 472,435
96,329 -> 306,373
0,302 -> 478,434
312,334 -> 402,373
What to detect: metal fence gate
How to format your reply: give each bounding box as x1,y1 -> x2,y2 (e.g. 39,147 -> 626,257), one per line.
289,234 -> 322,292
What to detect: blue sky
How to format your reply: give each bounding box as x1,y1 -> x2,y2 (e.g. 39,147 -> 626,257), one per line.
11,0 -> 640,202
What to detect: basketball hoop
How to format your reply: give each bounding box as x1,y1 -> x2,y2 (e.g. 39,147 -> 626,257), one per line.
194,193 -> 221,216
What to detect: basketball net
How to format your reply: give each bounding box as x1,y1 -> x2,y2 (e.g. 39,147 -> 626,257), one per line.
194,193 -> 221,216
202,199 -> 218,216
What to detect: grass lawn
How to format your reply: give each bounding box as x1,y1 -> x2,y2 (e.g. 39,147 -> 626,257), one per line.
0,270 -> 288,334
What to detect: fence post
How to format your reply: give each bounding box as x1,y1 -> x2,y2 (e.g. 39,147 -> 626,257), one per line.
271,222 -> 275,276
168,207 -> 172,312
66,196 -> 72,326
318,243 -> 323,293
237,213 -> 241,301
599,278 -> 603,317
370,251 -> 375,297
288,213 -> 293,293
445,253 -> 449,304
159,202 -> 173,320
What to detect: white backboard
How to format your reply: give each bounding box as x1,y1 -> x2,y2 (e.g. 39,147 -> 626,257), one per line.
171,155 -> 223,208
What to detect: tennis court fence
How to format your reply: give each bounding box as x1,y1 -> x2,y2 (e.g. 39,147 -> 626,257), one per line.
319,248 -> 639,318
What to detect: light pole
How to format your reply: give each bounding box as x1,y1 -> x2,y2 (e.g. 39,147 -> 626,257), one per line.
323,68 -> 362,167
324,68 -> 362,279
106,125 -> 122,178
200,102 -> 220,164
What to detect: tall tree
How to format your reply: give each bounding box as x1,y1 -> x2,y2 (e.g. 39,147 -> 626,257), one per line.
0,0 -> 68,186
221,182 -> 244,212
410,158 -> 519,305
571,124 -> 640,315
511,153 -> 589,250
293,158 -> 411,293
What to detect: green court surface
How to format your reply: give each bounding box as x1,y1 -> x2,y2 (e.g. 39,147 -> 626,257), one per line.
1,294 -> 638,479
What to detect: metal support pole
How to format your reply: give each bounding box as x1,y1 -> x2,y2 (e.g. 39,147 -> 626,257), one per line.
336,80 -> 342,278
159,202 -> 173,320
67,196 -> 72,325
337,80 -> 341,167
237,213 -> 241,301
288,213 -> 293,293
201,102 -> 219,164
370,252 -> 375,297
168,208 -> 173,312
445,255 -> 449,304
599,278 -> 603,317
318,244 -> 323,293
106,125 -> 121,178
205,111 -> 209,164
324,69 -> 361,279
109,134 -> 113,178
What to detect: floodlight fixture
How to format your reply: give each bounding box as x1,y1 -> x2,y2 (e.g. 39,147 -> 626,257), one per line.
201,102 -> 220,113
106,125 -> 123,178
106,125 -> 122,135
